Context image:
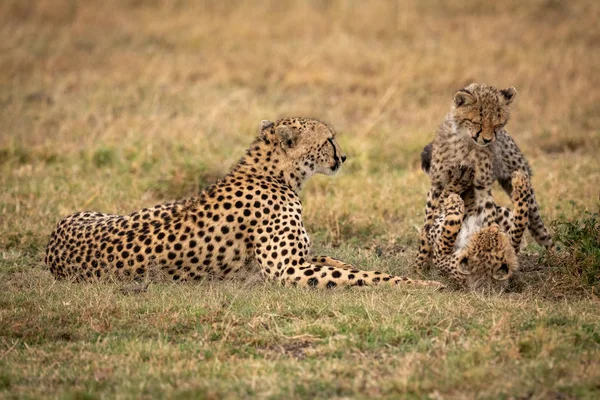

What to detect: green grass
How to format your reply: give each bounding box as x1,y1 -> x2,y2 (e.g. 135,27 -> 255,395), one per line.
542,212 -> 600,293
1,269 -> 599,399
1,0 -> 600,398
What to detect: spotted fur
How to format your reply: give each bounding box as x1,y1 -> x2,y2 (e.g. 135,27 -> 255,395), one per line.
415,83 -> 553,272
46,117 -> 444,290
426,169 -> 531,291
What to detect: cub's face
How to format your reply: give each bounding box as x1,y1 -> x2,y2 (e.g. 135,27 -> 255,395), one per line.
260,117 -> 346,176
451,83 -> 517,147
454,225 -> 518,292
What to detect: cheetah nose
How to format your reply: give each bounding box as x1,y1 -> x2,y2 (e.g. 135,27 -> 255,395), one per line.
341,155 -> 347,163
483,137 -> 492,144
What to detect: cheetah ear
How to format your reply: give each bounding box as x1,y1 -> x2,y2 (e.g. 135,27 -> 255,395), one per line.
276,125 -> 299,151
453,89 -> 475,108
499,86 -> 517,105
259,120 -> 274,133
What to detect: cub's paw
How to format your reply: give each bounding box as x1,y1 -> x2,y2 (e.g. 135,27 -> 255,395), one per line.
447,164 -> 474,193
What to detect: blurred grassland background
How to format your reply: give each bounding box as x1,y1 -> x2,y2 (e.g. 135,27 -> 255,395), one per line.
1,0 -> 599,398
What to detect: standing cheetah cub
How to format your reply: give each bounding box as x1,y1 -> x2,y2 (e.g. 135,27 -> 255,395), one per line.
416,83 -> 553,271
46,117 -> 444,290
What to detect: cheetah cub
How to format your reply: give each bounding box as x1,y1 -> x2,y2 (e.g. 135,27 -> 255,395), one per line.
46,117 -> 445,290
426,166 -> 531,291
415,83 -> 553,271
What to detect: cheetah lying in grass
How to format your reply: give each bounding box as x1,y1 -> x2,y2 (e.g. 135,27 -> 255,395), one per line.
46,117 -> 445,290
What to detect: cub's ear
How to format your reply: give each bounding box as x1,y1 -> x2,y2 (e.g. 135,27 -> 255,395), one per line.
453,89 -> 475,108
499,86 -> 517,105
259,120 -> 274,133
276,125 -> 299,151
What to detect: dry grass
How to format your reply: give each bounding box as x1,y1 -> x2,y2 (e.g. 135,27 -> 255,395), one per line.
1,0 -> 599,398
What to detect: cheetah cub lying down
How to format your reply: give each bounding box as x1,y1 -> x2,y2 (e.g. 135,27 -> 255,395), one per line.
426,165 -> 531,291
46,117 -> 444,290
416,83 -> 552,271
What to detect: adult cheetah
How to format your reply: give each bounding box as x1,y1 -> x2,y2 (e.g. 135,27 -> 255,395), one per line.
425,166 -> 531,291
415,83 -> 553,271
46,117 -> 444,289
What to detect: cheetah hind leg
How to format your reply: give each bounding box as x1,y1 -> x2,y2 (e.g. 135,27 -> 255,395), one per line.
494,206 -> 513,234
474,188 -> 498,228
416,186 -> 444,271
499,176 -> 553,250
414,165 -> 473,274
505,171 -> 530,253
434,165 -> 473,257
435,193 -> 465,256
414,227 -> 432,274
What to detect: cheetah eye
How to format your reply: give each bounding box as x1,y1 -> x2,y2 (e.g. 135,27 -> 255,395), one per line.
457,257 -> 471,275
493,262 -> 511,281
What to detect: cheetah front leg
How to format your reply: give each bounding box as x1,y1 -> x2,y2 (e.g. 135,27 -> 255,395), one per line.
255,224 -> 445,290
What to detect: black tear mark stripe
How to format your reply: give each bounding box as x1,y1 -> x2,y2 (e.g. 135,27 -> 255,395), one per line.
327,138 -> 339,162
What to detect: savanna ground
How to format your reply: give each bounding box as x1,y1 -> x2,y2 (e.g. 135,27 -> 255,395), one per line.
1,0 -> 599,398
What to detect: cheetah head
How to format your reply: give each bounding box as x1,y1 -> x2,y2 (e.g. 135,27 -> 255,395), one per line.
451,83 -> 517,147
454,224 -> 518,292
259,117 -> 347,176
